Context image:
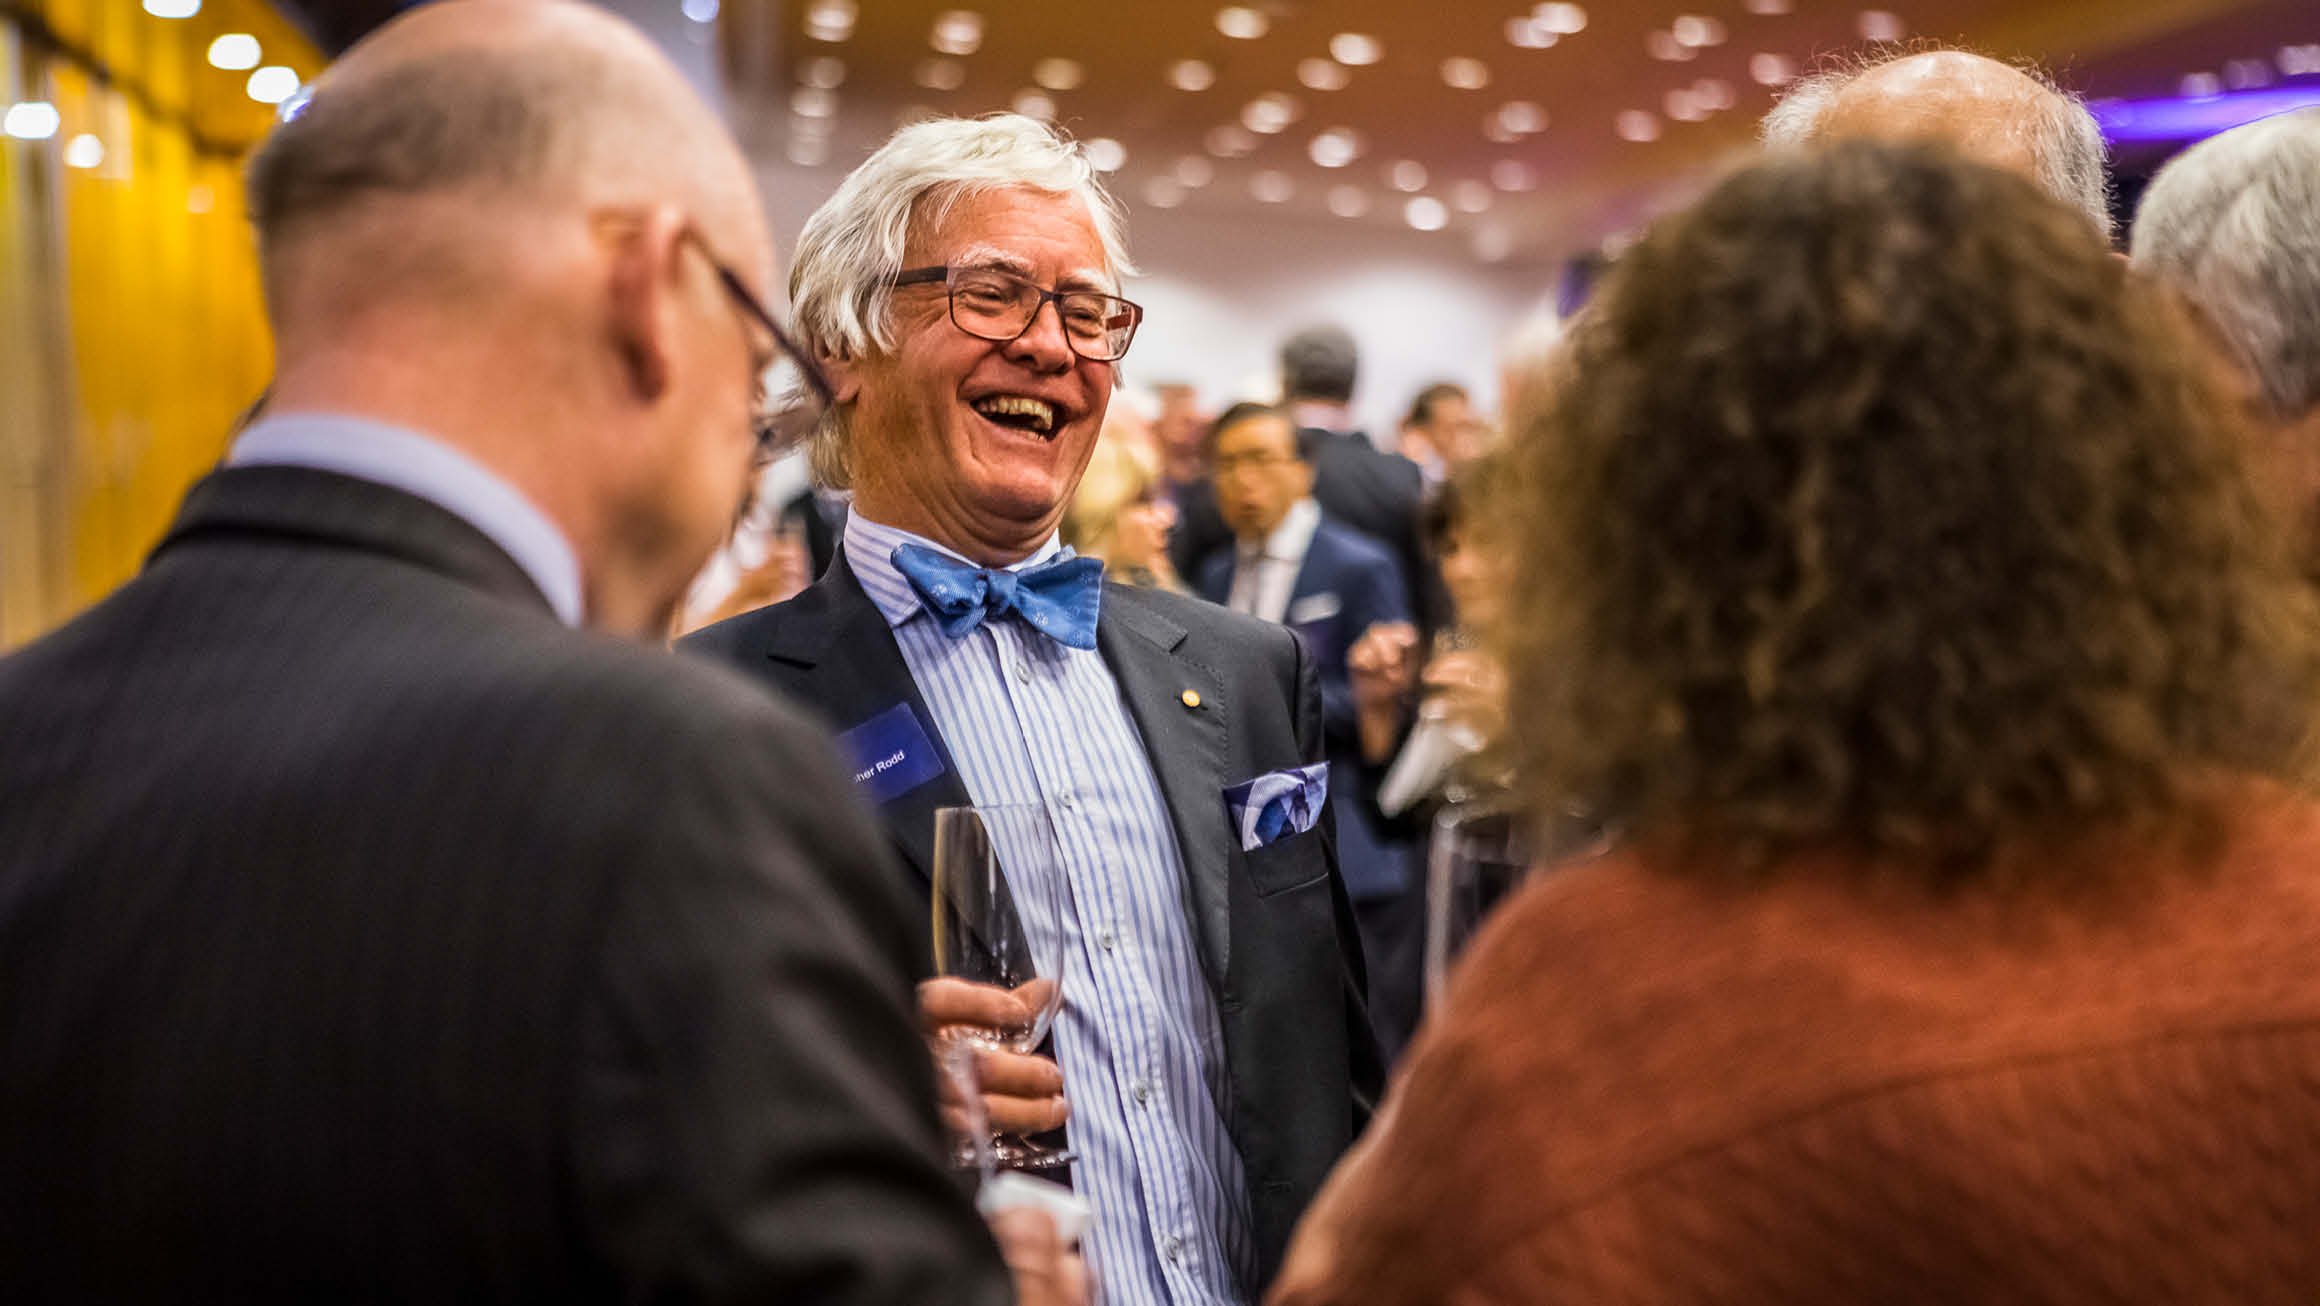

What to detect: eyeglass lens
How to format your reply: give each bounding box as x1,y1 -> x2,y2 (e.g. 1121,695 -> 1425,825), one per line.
947,268 -> 1139,361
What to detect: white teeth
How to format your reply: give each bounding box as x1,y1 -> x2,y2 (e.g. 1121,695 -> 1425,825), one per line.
972,395 -> 1057,433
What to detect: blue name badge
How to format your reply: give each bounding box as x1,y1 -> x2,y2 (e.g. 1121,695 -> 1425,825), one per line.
834,703 -> 946,805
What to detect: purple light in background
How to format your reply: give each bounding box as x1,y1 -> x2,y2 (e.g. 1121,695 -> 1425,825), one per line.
2095,86 -> 2320,142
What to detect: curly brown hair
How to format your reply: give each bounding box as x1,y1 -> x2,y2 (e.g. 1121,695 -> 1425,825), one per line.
1488,141 -> 2320,887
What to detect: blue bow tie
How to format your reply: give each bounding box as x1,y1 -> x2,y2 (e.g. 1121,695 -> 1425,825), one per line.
891,544 -> 1104,650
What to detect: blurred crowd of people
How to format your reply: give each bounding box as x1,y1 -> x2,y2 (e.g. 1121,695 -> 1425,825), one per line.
6,1 -> 2320,1303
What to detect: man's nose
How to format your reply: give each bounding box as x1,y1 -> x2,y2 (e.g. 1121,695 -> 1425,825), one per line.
1003,299 -> 1075,371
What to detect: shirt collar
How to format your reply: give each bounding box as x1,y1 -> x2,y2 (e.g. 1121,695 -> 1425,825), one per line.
228,413 -> 586,627
845,511 -> 1066,630
1244,496 -> 1322,565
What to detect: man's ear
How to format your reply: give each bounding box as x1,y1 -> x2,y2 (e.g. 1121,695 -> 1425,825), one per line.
820,343 -> 866,405
602,206 -> 690,403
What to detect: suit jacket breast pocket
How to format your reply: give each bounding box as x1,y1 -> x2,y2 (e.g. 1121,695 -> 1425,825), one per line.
1240,824 -> 1329,897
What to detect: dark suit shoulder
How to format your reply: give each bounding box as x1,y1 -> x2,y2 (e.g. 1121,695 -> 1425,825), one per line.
1309,518 -> 1401,571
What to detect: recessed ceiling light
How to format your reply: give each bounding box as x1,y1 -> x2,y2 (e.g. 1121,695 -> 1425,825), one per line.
1145,177 -> 1187,208
64,131 -> 105,169
2223,59 -> 2274,90
1206,124 -> 1259,157
1035,58 -> 1084,91
915,58 -> 966,90
1615,109 -> 1662,141
1505,18 -> 1558,50
1749,52 -> 1795,86
1330,34 -> 1382,66
1856,10 -> 1905,42
245,66 -> 300,105
1013,89 -> 1057,121
682,0 -> 720,23
1084,137 -> 1126,171
1452,181 -> 1492,213
1473,225 -> 1515,263
1671,16 -> 1726,48
1171,59 -> 1217,91
143,0 -> 199,17
1745,0 -> 1793,13
1665,88 -> 1706,121
2178,72 -> 2224,99
207,34 -> 260,70
1389,160 -> 1428,192
5,102 -> 57,140
1298,58 -> 1350,92
1535,3 -> 1589,35
1308,127 -> 1365,167
1491,160 -> 1537,191
1482,116 -> 1522,144
1441,57 -> 1491,90
1242,93 -> 1302,134
1176,155 -> 1216,187
1647,31 -> 1697,62
1404,196 -> 1449,231
799,56 -> 846,88
791,87 -> 838,118
787,136 -> 829,166
803,0 -> 857,42
1327,185 -> 1370,218
1251,170 -> 1295,203
1497,100 -> 1548,134
1693,77 -> 1735,110
2281,45 -> 2320,77
1216,7 -> 1268,39
930,11 -> 983,56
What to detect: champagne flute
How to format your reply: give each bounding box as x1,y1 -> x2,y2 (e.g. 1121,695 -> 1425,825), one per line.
932,803 -> 1074,1172
1424,800 -> 1615,1008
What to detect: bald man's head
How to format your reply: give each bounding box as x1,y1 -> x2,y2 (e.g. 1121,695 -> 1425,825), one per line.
246,0 -> 760,314
1763,49 -> 2111,238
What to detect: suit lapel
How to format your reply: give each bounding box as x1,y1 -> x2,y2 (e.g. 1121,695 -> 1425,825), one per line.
1098,585 -> 1234,989
758,550 -> 972,886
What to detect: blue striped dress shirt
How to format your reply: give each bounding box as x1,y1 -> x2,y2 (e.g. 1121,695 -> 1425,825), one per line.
846,512 -> 1255,1306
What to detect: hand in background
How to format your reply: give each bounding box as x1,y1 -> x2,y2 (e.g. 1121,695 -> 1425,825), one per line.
1348,621 -> 1421,764
987,1207 -> 1090,1306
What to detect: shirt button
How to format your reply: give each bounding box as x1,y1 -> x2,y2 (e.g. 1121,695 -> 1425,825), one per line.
1015,657 -> 1036,683
1097,930 -> 1118,952
1059,792 -> 1079,812
1163,1235 -> 1184,1264
1132,1079 -> 1153,1106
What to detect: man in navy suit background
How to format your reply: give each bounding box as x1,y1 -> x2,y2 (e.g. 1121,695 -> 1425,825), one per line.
1196,403 -> 1423,1057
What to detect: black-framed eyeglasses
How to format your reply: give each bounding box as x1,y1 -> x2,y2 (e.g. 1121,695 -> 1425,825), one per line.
891,264 -> 1143,363
683,229 -> 835,459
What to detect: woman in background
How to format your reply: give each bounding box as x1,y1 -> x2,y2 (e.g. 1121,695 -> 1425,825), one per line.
1271,141 -> 2320,1305
1064,429 -> 1185,592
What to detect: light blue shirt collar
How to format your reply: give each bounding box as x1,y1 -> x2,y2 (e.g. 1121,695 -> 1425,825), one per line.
228,413 -> 586,627
844,512 -> 1065,631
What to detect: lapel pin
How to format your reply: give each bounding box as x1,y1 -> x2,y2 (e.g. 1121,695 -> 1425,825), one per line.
1180,689 -> 1202,709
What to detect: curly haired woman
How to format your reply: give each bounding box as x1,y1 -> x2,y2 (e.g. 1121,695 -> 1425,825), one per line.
1269,141 -> 2320,1305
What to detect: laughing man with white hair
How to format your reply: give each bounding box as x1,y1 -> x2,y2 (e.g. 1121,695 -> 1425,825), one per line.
685,114 -> 1381,1306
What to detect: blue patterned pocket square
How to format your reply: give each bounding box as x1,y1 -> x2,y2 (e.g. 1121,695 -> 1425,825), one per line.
1223,763 -> 1330,852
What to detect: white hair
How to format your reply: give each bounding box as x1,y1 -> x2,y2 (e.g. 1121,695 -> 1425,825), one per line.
2131,108 -> 2320,419
788,113 -> 1136,488
1760,50 -> 2113,239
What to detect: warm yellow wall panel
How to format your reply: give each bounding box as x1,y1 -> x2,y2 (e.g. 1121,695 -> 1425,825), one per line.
3,0 -> 317,643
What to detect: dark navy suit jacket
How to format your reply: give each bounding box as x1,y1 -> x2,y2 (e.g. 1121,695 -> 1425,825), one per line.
1199,515 -> 1413,900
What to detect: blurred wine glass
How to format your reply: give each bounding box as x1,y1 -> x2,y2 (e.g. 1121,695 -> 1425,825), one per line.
932,803 -> 1075,1172
1424,800 -> 1614,1008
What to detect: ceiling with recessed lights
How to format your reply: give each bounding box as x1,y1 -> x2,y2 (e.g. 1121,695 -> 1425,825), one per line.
718,0 -> 2319,266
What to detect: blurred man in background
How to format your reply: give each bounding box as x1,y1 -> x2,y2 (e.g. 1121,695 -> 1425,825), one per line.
1763,46 -> 2113,238
2131,107 -> 2320,559
1196,403 -> 1421,1058
1277,325 -> 1442,632
0,3 -> 1069,1301
685,113 -> 1380,1305
1395,382 -> 1483,485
